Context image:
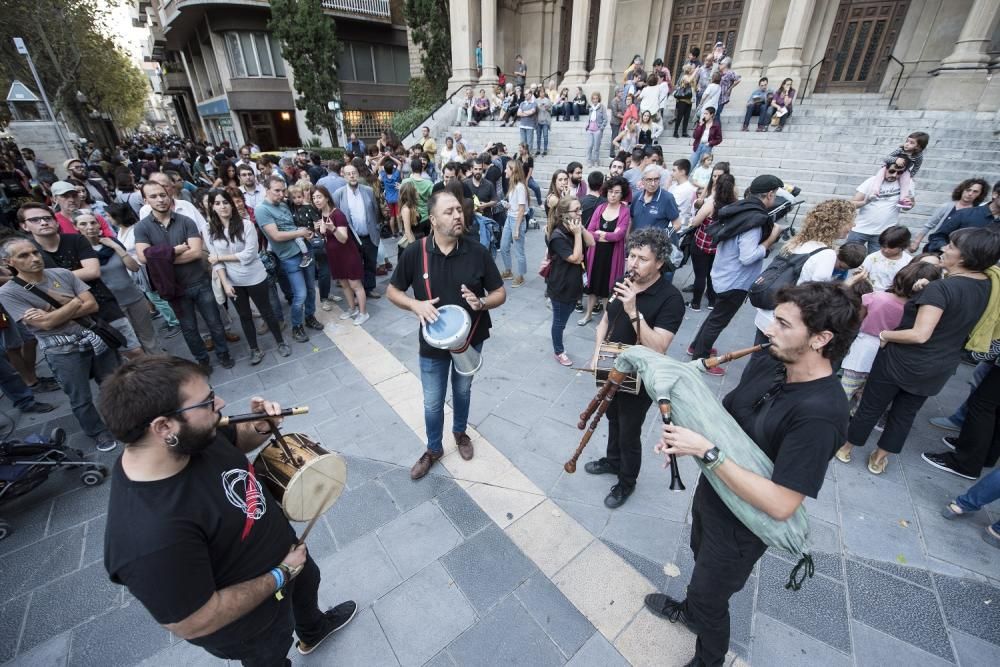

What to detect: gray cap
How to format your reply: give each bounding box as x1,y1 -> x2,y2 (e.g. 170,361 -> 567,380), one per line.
50,181 -> 78,196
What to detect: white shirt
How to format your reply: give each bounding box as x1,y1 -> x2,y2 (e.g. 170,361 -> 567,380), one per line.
854,176 -> 913,236
862,250 -> 912,292
241,184 -> 266,211
669,180 -> 698,223
345,186 -> 368,237
754,241 -> 837,332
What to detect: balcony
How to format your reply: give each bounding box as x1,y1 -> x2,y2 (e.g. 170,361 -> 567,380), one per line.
320,0 -> 391,20
164,70 -> 191,93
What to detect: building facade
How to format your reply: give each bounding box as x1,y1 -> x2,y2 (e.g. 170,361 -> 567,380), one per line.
449,0 -> 1000,112
150,0 -> 413,149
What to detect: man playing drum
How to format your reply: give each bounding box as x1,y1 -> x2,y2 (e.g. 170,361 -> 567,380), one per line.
585,228 -> 685,508
101,356 -> 356,665
388,191 -> 507,480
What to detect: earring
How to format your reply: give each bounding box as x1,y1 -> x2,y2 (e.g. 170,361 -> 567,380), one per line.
165,433 -> 179,448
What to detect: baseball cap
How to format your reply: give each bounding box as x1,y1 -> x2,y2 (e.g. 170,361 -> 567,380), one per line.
62,158 -> 83,171
51,181 -> 79,196
748,174 -> 785,194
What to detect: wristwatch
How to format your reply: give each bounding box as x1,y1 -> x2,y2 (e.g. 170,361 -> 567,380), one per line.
702,446 -> 724,471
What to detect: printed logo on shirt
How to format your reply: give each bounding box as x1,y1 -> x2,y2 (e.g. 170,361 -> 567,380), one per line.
222,468 -> 266,520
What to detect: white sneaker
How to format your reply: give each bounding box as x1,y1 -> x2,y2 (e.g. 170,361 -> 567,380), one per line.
321,300 -> 333,311
353,312 -> 370,326
329,294 -> 343,302
339,308 -> 359,320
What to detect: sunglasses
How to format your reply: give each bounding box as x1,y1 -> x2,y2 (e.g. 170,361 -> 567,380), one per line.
887,165 -> 906,173
167,390 -> 216,416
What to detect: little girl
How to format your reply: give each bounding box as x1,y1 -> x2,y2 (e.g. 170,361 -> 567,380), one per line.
861,225 -> 913,291
873,131 -> 928,207
690,153 -> 714,189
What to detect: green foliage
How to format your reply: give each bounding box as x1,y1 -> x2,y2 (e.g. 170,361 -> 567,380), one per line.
391,106 -> 432,138
403,0 -> 450,100
269,0 -> 342,143
408,76 -> 441,109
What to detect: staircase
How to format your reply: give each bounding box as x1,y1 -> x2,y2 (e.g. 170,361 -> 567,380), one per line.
444,93 -> 1000,229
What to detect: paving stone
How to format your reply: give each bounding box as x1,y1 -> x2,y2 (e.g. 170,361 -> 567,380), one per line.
845,560 -> 953,660
440,523 -> 538,614
514,573 -> 595,659
552,497 -> 612,537
7,631 -> 70,667
373,561 -> 477,667
614,606 -> 697,667
0,494 -> 54,557
603,540 -> 672,593
565,631 -> 630,666
851,555 -> 933,588
292,514 -> 337,558
290,607 -> 399,666
492,389 -> 556,429
378,501 -> 463,579
435,486 -> 491,538
420,651 -> 456,667
749,613 -> 852,667
0,594 -> 29,662
914,503 -> 999,582
850,620 -> 954,666
19,563 -> 122,653
499,442 -> 565,494
315,531 -> 402,610
347,420 -> 429,469
934,572 -> 1000,647
474,414 -> 528,455
506,499 -> 594,577
79,514 -> 106,567
326,478 -> 400,547
757,554 -> 851,653
137,638 -> 226,666
1,525 -> 84,603
341,455 -> 395,490
379,468 -> 457,513
835,467 -> 911,518
68,600 -> 170,667
446,595 -> 564,667
602,511 -> 684,565
840,501 -> 928,569
315,407 -> 375,456
950,629 -> 1000,667
901,461 -> 975,512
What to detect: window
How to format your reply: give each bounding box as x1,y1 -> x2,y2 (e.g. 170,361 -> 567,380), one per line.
224,31 -> 286,78
342,110 -> 397,137
338,42 -> 410,84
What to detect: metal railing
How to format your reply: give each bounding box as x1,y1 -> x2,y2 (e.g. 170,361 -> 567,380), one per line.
799,58 -> 825,103
540,70 -> 563,87
886,55 -> 906,108
320,0 -> 391,18
399,83 -> 476,140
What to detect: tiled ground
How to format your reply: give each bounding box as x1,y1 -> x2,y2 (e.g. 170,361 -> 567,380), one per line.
1,229 -> 998,666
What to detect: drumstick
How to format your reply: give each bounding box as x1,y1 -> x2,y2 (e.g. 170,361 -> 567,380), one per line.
218,406 -> 310,426
296,482 -> 340,546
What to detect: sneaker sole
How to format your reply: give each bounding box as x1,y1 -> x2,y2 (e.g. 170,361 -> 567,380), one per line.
941,436 -> 956,451
920,453 -> 976,480
296,604 -> 359,655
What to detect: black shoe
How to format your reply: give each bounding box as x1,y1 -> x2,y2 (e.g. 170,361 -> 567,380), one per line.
219,354 -> 235,369
686,301 -> 701,312
921,452 -> 977,480
164,324 -> 181,338
29,376 -> 61,393
681,283 -> 695,293
199,359 -> 213,375
305,315 -> 325,331
604,483 -> 633,509
584,458 -> 618,475
593,301 -> 603,313
292,326 -> 310,343
942,435 -> 958,451
296,600 -> 358,655
574,301 -> 584,312
644,594 -> 698,632
19,401 -> 56,414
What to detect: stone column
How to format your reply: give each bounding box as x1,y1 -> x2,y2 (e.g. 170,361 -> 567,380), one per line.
561,0 -> 591,85
448,0 -> 478,95
731,0 -> 773,78
765,0 -> 815,84
940,0 -> 999,67
480,0 -> 498,86
921,0 -> 1000,111
588,0 -> 619,86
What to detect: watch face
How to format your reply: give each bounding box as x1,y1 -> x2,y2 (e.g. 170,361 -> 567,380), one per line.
703,448 -> 719,463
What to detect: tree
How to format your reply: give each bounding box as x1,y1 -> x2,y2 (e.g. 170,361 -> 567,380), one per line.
269,0 -> 342,145
403,0 -> 451,101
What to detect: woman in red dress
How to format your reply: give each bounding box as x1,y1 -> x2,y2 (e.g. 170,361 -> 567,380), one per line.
312,185 -> 369,326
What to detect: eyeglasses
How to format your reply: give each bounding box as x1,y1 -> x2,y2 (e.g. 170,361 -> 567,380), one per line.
887,165 -> 906,173
24,215 -> 55,223
167,390 -> 216,416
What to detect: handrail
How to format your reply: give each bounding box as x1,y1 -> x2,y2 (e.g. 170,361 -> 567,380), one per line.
400,82 -> 476,141
887,54 -> 906,108
799,58 -> 825,103
540,70 -> 563,87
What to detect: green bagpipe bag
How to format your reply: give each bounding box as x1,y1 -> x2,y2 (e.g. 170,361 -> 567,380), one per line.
613,345 -> 815,590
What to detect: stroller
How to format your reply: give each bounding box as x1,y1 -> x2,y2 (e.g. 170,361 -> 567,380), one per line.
0,427 -> 110,540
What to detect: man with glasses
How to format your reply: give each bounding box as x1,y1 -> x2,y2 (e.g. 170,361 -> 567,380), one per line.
238,165 -> 266,210
50,180 -> 116,237
0,236 -> 119,451
848,156 -> 915,254
630,164 -> 680,233
63,158 -> 107,203
102,356 -> 357,663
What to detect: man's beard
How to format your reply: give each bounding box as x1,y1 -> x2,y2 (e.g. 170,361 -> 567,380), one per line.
768,338 -> 808,364
171,415 -> 218,457
570,178 -> 581,186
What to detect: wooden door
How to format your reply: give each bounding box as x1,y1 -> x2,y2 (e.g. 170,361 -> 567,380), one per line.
815,0 -> 910,93
665,1 -> 743,80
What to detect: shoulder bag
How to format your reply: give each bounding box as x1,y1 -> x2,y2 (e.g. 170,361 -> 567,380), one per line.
13,277 -> 126,350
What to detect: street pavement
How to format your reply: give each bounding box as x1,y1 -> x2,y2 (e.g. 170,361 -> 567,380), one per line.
1,229 -> 998,666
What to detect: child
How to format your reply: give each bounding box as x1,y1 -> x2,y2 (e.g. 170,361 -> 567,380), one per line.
861,225 -> 912,291
379,156 -> 402,236
285,185 -> 314,269
831,241 -> 867,282
690,152 -> 714,189
873,131 -> 928,207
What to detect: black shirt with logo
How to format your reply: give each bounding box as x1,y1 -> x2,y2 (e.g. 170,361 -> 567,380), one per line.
104,427 -> 296,649
36,233 -> 124,322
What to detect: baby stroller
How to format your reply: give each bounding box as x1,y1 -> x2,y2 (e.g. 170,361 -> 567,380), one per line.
0,428 -> 110,540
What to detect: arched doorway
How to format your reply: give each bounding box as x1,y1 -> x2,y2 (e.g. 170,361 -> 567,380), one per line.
815,0 -> 910,93
665,0 -> 743,78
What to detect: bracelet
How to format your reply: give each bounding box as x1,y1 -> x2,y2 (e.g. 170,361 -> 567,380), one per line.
270,567 -> 285,591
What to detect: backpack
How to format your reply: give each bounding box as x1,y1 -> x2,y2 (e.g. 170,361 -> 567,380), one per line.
747,247 -> 827,310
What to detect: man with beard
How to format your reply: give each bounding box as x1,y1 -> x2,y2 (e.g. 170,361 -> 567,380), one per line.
567,161 -> 586,198
101,356 -> 357,664
645,282 -> 860,667
388,192 -> 506,479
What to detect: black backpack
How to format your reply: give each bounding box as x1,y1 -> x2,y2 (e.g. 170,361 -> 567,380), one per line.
748,247 -> 826,310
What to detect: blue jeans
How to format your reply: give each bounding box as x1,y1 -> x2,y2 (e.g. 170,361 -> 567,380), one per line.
535,122 -> 550,153
950,361 -> 992,424
955,469 -> 1000,531
527,177 -> 543,206
44,344 -> 118,439
176,278 -> 230,362
743,102 -> 768,127
500,214 -> 527,276
312,247 -> 331,300
519,127 -> 534,149
419,345 -> 480,454
846,230 -> 881,256
551,299 -> 576,355
279,255 -> 317,328
586,130 -> 604,164
267,276 -> 286,323
0,352 -> 35,409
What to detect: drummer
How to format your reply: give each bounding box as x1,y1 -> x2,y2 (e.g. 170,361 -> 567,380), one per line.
100,356 -> 357,664
585,228 -> 685,508
388,191 -> 506,480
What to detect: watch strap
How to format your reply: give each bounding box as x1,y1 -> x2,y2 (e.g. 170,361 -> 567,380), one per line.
705,448 -> 725,471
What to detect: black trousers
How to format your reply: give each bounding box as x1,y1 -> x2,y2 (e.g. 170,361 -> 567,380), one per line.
674,100 -> 692,136
847,354 -> 928,454
604,390 -> 653,490
232,279 -> 285,350
202,555 -> 325,667
953,365 -> 1000,476
358,234 -> 378,292
691,289 -> 746,359
689,244 -> 716,308
686,483 -> 767,667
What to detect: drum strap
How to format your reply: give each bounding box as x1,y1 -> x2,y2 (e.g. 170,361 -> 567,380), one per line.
241,461 -> 261,542
421,237 -> 483,352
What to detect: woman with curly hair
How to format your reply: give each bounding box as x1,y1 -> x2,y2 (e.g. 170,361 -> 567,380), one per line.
909,177 -> 989,252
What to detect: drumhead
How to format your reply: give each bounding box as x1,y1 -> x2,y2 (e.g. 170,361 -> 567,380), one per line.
282,451 -> 347,522
422,304 -> 471,350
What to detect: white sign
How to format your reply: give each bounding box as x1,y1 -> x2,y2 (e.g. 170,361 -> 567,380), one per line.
13,37 -> 27,56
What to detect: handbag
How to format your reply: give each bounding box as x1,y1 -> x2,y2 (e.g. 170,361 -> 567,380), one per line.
12,277 -> 127,350
538,254 -> 552,279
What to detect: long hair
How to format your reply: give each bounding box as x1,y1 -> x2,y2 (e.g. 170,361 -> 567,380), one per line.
506,159 -> 526,198
206,188 -> 245,243
711,173 -> 737,209
786,199 -> 855,250
546,195 -> 578,239
312,185 -> 334,212
951,177 -> 989,205
704,161 -> 730,199
546,169 -> 568,200
398,181 -> 419,212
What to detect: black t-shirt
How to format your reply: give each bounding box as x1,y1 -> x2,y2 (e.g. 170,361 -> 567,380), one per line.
105,427 -> 296,649
546,228 -> 584,303
698,369 -> 847,521
580,194 -> 605,229
431,180 -> 474,199
881,275 -> 991,396
36,234 -> 124,322
605,274 -> 684,344
466,177 -> 498,215
390,235 -> 504,359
